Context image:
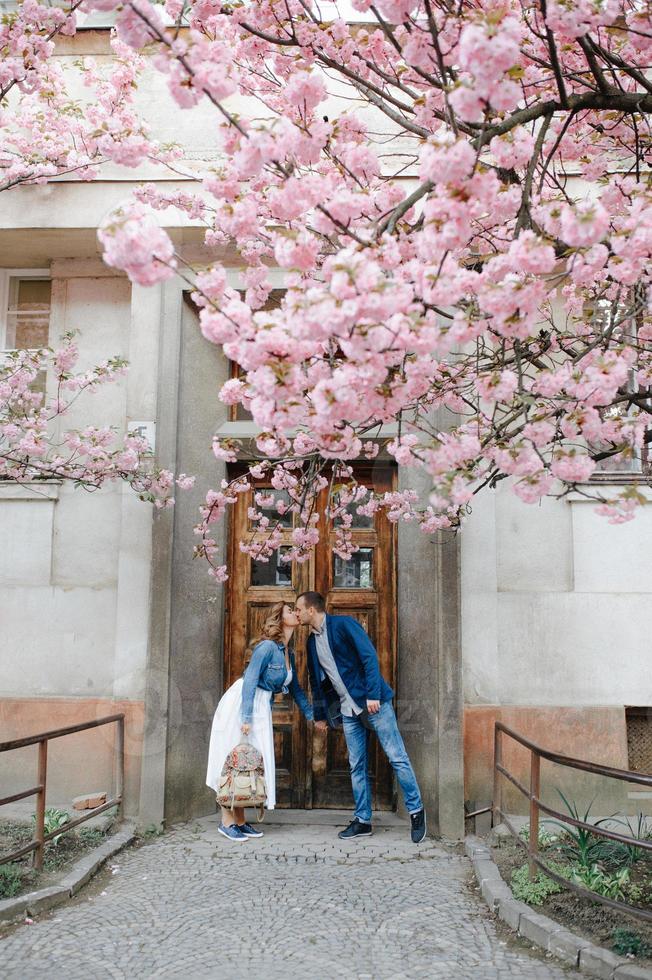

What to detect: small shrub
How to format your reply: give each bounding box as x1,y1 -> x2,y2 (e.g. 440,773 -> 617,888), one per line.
519,825 -> 560,849
32,807 -> 70,846
141,823 -> 164,838
77,827 -> 105,846
612,927 -> 652,958
570,864 -> 630,901
0,863 -> 23,899
550,792 -> 617,870
624,880 -> 652,906
511,862 -> 568,906
605,813 -> 652,868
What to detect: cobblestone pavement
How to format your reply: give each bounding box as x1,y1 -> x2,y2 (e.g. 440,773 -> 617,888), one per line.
1,814 -> 588,980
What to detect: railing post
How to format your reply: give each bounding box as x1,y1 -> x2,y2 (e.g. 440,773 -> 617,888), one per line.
115,716 -> 125,818
492,725 -> 502,827
529,749 -> 541,880
33,738 -> 47,870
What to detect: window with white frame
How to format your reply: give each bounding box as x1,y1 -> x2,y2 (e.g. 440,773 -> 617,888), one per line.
0,271 -> 51,352
0,270 -> 52,397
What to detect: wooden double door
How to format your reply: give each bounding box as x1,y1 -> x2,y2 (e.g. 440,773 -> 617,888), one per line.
224,464 -> 398,809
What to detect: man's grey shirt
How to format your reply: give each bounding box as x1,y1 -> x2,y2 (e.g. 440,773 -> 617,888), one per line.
312,620 -> 362,717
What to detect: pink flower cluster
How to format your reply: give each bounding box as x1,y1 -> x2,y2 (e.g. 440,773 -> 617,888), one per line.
6,0 -> 646,574
99,204 -> 177,286
0,335 -> 192,508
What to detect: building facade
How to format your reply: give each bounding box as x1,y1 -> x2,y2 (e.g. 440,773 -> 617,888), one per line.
1,25 -> 650,837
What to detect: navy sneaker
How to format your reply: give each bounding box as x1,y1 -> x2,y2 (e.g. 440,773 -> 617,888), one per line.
338,818 -> 373,840
218,823 -> 248,842
238,822 -> 264,838
410,809 -> 427,843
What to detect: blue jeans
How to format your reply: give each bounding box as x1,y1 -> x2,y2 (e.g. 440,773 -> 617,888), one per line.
342,701 -> 423,824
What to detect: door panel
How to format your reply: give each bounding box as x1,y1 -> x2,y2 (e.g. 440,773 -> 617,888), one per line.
313,465 -> 396,809
224,464 -> 397,809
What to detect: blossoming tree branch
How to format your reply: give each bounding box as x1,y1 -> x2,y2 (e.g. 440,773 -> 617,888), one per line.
6,0 -> 652,578
1,0 -> 189,504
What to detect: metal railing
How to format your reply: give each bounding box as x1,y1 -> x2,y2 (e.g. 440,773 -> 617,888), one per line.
486,722 -> 652,923
0,714 -> 124,870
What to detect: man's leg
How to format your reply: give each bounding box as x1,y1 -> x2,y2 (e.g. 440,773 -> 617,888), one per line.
368,702 -> 423,815
342,714 -> 372,824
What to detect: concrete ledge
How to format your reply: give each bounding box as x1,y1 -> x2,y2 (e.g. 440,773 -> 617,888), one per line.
548,928 -> 589,967
497,894 -> 532,931
480,875 -> 513,912
0,822 -> 136,925
465,835 -> 652,979
580,946 -> 630,980
519,908 -> 564,948
614,966 -> 652,979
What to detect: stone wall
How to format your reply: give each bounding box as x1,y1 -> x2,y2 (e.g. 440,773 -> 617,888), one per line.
462,483 -> 652,817
0,268 -> 159,819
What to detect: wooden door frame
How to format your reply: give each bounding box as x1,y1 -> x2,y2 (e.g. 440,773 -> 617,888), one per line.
223,461 -> 398,810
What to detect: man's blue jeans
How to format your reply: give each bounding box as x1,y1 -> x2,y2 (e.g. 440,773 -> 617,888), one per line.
342,701 -> 423,823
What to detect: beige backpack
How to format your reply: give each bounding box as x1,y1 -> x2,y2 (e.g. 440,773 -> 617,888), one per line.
216,741 -> 267,821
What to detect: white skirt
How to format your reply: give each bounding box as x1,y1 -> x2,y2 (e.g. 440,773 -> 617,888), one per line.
205,677 -> 277,810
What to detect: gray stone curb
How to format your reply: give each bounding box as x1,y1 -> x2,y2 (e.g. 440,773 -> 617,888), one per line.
465,835 -> 652,979
0,821 -> 136,925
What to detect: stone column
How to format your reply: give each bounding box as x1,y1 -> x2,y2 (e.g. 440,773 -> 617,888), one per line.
163,296 -> 229,824
397,465 -> 464,840
138,280 -> 181,828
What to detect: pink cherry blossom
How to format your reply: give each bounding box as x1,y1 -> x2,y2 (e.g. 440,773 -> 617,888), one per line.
560,200 -> 610,248
99,204 -> 176,285
283,71 -> 327,113
4,0 -> 650,580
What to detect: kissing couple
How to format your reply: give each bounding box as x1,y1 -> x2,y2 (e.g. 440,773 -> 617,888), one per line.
206,591 -> 426,844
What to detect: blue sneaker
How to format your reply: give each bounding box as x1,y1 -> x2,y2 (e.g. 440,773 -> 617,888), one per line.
238,822 -> 264,838
218,823 -> 248,842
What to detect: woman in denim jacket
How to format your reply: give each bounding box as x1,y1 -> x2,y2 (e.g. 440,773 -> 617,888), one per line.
206,601 -> 313,842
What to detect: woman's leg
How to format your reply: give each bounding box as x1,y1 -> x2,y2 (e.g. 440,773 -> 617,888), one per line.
220,805 -> 237,826
234,807 -> 245,825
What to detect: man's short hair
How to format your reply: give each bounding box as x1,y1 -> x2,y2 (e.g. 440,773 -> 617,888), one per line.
297,591 -> 326,613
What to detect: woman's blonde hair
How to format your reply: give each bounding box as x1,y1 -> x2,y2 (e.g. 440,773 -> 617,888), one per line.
248,599 -> 294,651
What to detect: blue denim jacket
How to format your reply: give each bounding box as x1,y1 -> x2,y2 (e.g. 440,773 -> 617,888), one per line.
240,639 -> 314,725
306,614 -> 394,728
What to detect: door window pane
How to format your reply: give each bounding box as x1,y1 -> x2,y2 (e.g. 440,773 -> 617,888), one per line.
250,489 -> 293,528
251,547 -> 292,587
332,490 -> 374,528
347,505 -> 374,529
333,549 -> 373,589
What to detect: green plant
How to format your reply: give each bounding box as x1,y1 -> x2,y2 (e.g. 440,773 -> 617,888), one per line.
0,863 -> 23,899
77,827 -> 105,846
141,823 -> 164,838
570,864 -> 630,900
623,879 -> 652,906
550,792 -> 615,869
605,813 -> 652,868
612,927 -> 652,958
32,807 -> 69,846
511,862 -> 568,906
519,825 -> 560,849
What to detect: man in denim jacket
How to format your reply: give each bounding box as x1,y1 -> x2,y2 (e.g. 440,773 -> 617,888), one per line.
295,591 -> 426,843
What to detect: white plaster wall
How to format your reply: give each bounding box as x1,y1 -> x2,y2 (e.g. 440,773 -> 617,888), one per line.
0,272 -> 159,702
462,482 -> 652,707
